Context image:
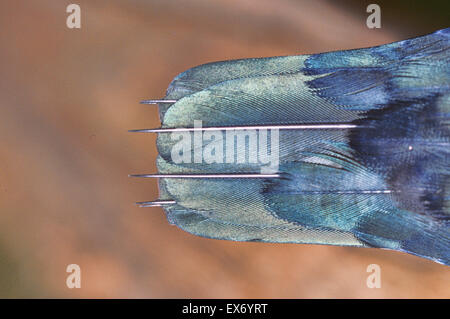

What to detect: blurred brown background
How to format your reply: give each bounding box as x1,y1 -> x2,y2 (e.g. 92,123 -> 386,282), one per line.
0,0 -> 449,298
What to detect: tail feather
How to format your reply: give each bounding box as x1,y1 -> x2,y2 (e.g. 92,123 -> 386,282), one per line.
144,28 -> 450,265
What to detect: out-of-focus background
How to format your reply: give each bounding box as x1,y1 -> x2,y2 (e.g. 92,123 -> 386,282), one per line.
0,0 -> 449,298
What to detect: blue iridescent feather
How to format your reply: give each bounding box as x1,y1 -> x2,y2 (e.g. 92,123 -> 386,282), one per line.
149,29 -> 450,265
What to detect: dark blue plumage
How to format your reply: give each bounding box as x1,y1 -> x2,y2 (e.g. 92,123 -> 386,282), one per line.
138,29 -> 450,265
